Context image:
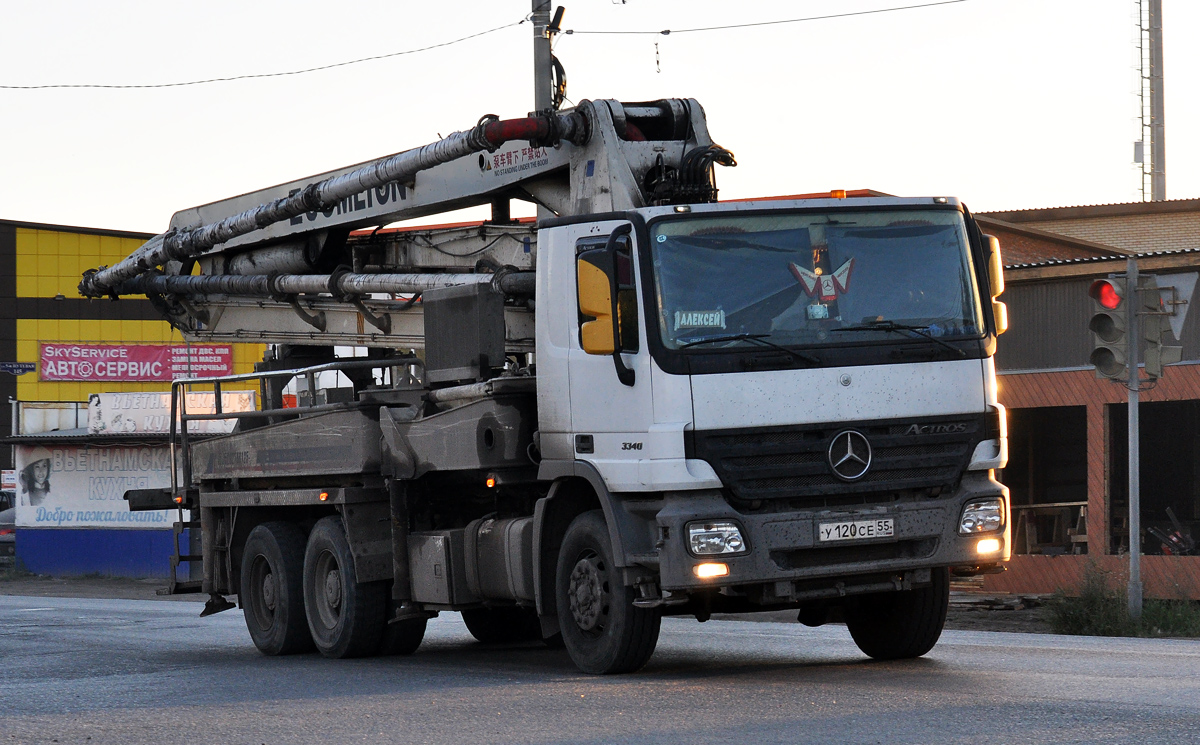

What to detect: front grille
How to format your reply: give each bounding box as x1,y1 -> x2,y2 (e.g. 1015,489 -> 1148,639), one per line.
689,414 -> 984,507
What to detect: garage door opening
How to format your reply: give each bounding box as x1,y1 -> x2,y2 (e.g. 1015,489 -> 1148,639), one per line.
1000,406 -> 1088,555
1108,400 -> 1200,556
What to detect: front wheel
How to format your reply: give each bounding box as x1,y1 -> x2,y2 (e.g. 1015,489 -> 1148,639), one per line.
844,567 -> 950,660
555,510 -> 661,674
303,516 -> 386,658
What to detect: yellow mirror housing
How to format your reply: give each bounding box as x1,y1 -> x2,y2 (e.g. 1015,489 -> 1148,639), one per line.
578,258 -> 615,354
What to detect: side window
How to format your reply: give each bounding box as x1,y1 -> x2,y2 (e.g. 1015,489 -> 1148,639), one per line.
575,234 -> 639,353
614,241 -> 639,353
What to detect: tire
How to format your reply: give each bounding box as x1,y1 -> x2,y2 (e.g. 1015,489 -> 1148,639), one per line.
555,510 -> 661,674
303,516 -> 387,659
844,567 -> 950,660
240,521 -> 314,656
377,596 -> 427,656
461,606 -> 542,644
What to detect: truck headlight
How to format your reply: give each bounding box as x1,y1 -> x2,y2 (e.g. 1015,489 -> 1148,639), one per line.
687,521 -> 747,556
959,498 -> 1005,534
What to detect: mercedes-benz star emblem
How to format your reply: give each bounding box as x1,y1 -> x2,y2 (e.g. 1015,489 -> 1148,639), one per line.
828,430 -> 872,481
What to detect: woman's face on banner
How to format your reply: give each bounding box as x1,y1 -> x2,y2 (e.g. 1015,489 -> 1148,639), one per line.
32,459 -> 49,485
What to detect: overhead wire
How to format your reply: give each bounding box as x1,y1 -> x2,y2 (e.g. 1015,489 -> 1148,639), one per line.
564,0 -> 971,36
0,17 -> 528,90
0,1 -> 974,91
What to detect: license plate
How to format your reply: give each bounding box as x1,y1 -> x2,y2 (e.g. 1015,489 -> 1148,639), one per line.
818,518 -> 894,543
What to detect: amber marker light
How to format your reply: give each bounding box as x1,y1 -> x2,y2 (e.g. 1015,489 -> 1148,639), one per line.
319,491 -> 329,502
486,476 -> 497,488
977,538 -> 1001,555
694,562 -> 729,579
173,495 -> 183,504
830,189 -> 847,199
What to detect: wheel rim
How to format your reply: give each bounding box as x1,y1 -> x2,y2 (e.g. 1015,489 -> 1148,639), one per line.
312,549 -> 343,630
247,554 -> 276,631
567,550 -> 609,636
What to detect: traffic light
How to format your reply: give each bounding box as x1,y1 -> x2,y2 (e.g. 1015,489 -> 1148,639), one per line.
1140,274 -> 1185,379
1088,277 -> 1128,379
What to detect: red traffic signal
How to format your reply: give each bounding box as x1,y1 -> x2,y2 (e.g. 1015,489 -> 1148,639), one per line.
1089,279 -> 1123,310
1088,276 -> 1128,380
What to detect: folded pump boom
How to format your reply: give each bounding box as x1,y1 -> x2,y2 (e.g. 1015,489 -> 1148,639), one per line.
79,99 -> 734,348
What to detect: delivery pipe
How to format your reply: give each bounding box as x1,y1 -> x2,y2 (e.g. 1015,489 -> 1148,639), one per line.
117,270 -> 535,299
80,112 -> 587,299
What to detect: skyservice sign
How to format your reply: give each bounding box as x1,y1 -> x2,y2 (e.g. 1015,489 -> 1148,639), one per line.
39,343 -> 232,382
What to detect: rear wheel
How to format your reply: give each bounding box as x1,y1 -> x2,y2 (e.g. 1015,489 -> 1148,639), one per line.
555,510 -> 661,674
844,567 -> 950,660
461,606 -> 542,644
240,521 -> 313,656
303,516 -> 386,658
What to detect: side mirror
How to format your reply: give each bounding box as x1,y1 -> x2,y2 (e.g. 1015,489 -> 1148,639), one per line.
984,234 -> 1005,298
575,224 -> 636,386
982,234 -> 1007,335
577,256 -> 615,354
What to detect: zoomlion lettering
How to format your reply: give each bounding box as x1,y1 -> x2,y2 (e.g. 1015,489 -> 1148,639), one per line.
904,423 -> 968,435
289,183 -> 408,226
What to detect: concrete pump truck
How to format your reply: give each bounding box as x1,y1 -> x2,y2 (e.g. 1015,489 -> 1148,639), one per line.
81,91 -> 1010,674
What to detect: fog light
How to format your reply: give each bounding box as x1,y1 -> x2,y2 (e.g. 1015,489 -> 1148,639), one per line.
977,538 -> 1001,555
959,499 -> 1004,534
687,521 -> 747,556
694,562 -> 729,579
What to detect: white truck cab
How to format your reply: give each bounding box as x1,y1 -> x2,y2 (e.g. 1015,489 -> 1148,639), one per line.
536,196 -> 1009,607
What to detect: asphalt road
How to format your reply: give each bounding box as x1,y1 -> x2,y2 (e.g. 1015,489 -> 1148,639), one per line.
2,595 -> 1199,745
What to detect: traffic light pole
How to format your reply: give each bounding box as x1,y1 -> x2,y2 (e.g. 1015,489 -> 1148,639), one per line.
1127,257 -> 1143,621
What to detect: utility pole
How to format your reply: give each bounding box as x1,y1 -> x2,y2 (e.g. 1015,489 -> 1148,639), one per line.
1137,0 -> 1167,201
531,1 -> 559,221
532,0 -> 553,113
1149,0 -> 1166,201
1127,256 -> 1143,621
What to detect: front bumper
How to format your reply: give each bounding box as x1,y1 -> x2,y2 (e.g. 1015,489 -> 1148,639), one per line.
654,471 -> 1009,594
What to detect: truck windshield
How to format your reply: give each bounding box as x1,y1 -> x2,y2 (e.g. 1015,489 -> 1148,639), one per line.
648,209 -> 984,351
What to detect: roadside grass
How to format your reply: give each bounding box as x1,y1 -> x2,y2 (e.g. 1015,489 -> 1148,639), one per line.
1046,563 -> 1200,638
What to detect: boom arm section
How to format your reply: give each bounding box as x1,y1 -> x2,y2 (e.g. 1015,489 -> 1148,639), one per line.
79,99 -> 733,348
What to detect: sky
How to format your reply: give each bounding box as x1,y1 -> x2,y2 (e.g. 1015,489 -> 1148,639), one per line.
0,0 -> 1196,234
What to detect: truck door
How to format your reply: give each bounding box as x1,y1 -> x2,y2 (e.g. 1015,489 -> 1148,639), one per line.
568,222 -> 655,492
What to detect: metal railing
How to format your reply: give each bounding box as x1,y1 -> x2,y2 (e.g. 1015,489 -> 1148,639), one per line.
168,357 -> 419,496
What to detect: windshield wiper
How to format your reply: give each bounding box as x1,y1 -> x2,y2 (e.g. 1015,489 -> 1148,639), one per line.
833,321 -> 966,357
679,333 -> 820,365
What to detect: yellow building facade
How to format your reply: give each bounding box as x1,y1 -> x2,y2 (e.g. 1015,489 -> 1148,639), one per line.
1,219 -> 264,463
